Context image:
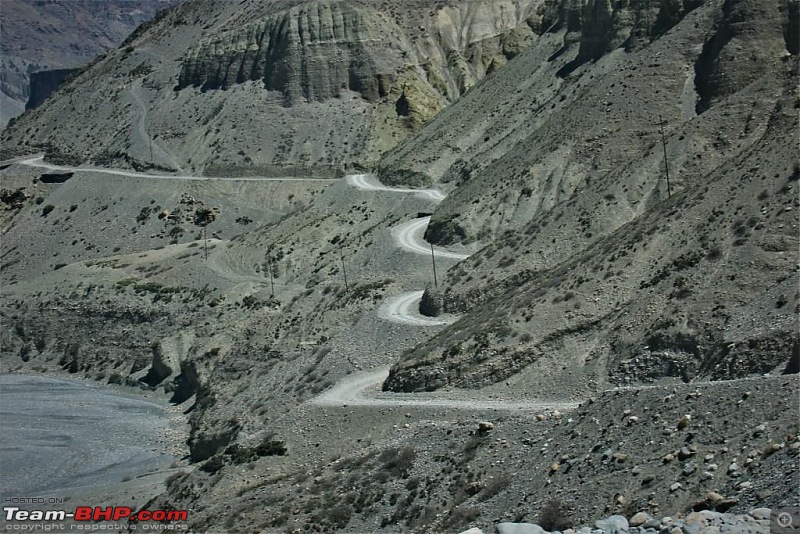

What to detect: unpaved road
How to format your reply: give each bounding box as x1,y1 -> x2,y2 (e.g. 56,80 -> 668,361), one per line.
312,367 -> 579,411
392,216 -> 471,260
17,156 -> 337,182
11,155 -> 565,414
346,173 -> 445,202
377,290 -> 455,326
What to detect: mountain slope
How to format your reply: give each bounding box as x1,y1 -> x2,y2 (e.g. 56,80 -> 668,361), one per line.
0,0 -> 175,128
380,0 -> 799,393
0,0 -> 543,175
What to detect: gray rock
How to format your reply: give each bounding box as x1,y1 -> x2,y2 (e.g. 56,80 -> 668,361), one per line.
595,515 -> 629,534
643,519 -> 662,530
686,511 -> 723,525
496,523 -> 549,534
460,529 -> 485,534
479,421 -> 495,432
748,509 -> 770,520
630,512 -> 653,528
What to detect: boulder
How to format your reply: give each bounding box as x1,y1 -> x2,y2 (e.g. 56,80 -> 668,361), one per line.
497,523 -> 549,534
594,515 -> 629,534
629,512 -> 653,528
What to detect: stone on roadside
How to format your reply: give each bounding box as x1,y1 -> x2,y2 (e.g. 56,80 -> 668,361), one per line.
629,512 -> 653,527
479,421 -> 495,432
594,514 -> 629,534
643,519 -> 662,530
496,523 -> 548,534
749,508 -> 771,520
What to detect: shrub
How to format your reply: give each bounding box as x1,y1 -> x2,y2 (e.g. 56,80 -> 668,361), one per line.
379,447 -> 415,478
41,204 -> 55,216
538,498 -> 573,531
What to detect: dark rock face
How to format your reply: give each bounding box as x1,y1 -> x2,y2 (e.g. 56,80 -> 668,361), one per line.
26,68 -> 80,110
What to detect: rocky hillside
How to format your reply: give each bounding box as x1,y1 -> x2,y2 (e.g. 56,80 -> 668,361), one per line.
0,0 -> 797,532
0,0 -> 176,128
1,0 -> 543,175
381,0 -> 799,393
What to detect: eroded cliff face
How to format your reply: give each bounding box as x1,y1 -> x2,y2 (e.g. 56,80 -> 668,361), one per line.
177,2 -> 403,102
1,0 -> 543,174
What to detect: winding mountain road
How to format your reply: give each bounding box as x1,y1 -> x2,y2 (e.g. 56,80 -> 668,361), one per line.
392,217 -> 470,260
11,155 -> 565,412
377,290 -> 455,326
346,173 -> 445,202
17,156 -> 336,182
312,367 -> 578,411
348,171 -> 471,327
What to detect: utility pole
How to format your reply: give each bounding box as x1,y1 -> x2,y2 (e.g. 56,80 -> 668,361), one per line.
659,114 -> 672,198
430,243 -> 438,288
338,243 -> 349,293
203,226 -> 208,261
266,256 -> 275,297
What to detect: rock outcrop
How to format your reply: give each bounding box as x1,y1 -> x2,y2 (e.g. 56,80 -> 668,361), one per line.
26,68 -> 81,110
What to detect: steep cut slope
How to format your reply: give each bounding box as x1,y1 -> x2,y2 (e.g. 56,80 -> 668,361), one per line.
381,0 -> 799,393
1,0 -> 543,175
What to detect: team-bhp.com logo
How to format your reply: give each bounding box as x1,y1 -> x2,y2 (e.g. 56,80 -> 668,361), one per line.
4,506 -> 188,529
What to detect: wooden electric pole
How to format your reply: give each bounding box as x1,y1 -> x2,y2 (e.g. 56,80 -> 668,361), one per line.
203,226 -> 208,261
659,114 -> 672,198
338,243 -> 349,293
430,243 -> 438,288
266,256 -> 275,297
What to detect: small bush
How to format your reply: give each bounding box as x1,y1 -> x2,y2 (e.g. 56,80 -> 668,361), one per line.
41,204 -> 55,216
379,446 -> 415,478
538,498 -> 573,531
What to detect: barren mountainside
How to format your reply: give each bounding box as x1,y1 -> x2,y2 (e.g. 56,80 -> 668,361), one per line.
378,0 -> 800,393
0,0 -> 176,128
1,0 -> 542,175
0,0 -> 797,532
